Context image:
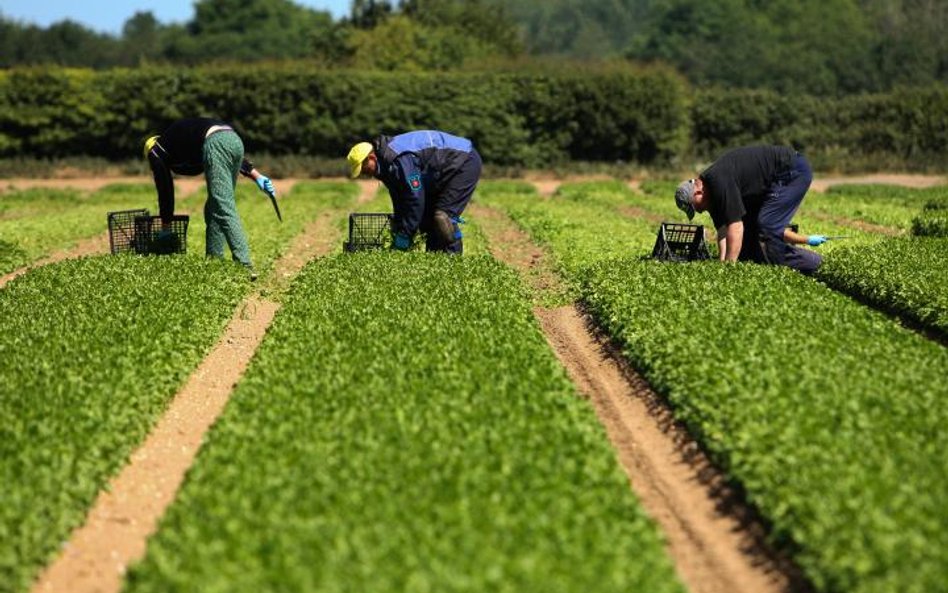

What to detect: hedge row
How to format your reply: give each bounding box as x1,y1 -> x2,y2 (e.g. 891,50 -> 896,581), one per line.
1,65 -> 945,168
690,86 -> 948,169
0,65 -> 686,167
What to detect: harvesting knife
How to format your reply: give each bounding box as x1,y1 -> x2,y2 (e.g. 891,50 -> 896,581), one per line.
267,189 -> 283,222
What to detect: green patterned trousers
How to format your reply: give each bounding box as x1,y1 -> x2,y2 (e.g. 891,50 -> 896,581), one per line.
203,131 -> 252,266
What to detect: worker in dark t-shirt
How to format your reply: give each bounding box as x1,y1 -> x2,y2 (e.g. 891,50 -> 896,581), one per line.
143,117 -> 277,279
674,145 -> 825,274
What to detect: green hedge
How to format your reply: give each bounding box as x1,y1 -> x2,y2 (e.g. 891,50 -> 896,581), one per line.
4,65 -> 945,169
0,65 -> 687,167
689,86 -> 948,169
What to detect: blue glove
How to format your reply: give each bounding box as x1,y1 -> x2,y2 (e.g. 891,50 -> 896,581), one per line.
807,235 -> 828,246
392,233 -> 411,251
256,175 -> 275,197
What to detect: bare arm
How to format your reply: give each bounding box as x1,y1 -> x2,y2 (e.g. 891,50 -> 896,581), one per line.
720,220 -> 743,262
783,228 -> 809,245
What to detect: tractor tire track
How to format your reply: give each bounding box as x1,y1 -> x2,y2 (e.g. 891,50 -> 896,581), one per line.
30,180 -> 357,593
474,202 -> 811,593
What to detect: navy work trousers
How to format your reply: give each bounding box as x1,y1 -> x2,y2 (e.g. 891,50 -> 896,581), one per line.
420,149 -> 482,254
741,152 -> 822,275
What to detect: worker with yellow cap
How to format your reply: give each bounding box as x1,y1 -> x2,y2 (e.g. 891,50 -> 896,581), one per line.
347,130 -> 481,254
143,117 -> 277,279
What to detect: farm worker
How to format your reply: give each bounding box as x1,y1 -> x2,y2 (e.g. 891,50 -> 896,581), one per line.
143,117 -> 277,278
674,145 -> 825,274
346,130 -> 482,254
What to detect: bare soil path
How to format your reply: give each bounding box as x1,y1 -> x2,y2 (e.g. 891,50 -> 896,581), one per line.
475,204 -> 809,593
30,180 -> 373,593
466,202 -> 569,303
810,173 -> 945,192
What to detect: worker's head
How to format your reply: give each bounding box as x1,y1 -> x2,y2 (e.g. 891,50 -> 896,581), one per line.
675,178 -> 706,219
347,142 -> 376,178
142,135 -> 160,159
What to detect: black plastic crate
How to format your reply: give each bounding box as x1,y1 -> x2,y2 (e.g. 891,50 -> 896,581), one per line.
651,222 -> 711,262
107,209 -> 150,254
133,215 -> 189,255
343,213 -> 394,252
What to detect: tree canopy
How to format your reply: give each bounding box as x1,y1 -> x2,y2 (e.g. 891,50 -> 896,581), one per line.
1,0 -> 945,94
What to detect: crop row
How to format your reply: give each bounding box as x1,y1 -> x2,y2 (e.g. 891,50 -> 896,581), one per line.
480,181 -> 948,593
0,257 -> 249,593
912,196 -> 948,237
0,183 -> 357,593
122,253 -> 684,593
0,184 -> 174,275
816,237 -> 948,337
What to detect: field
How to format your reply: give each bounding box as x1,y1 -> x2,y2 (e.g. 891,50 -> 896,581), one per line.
1,175 -> 947,593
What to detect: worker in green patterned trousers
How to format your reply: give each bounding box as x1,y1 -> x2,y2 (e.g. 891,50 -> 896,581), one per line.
143,117 -> 277,279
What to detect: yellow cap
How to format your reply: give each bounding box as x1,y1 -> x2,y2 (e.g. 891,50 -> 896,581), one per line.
347,142 -> 373,178
143,135 -> 160,159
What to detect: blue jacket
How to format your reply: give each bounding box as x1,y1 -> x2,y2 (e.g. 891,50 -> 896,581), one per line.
373,130 -> 474,237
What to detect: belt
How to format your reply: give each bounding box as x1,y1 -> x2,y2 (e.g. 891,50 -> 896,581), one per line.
205,125 -> 234,138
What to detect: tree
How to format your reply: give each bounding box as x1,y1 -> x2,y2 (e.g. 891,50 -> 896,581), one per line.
400,0 -> 524,57
348,0 -> 394,29
168,0 -> 336,62
119,11 -> 165,65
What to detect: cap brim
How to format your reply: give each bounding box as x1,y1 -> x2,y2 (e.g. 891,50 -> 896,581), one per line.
348,160 -> 363,179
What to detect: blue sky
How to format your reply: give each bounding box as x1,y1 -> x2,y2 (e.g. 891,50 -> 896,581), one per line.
0,0 -> 352,33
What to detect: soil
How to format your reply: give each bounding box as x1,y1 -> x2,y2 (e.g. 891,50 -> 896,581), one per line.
803,210 -> 903,236
617,205 -> 666,224
466,202 -> 568,301
810,174 -> 945,192
31,295 -> 281,593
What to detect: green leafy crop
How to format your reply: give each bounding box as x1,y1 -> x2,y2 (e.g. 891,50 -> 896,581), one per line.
581,260 -> 948,593
0,184 -> 156,274
0,256 -> 249,593
817,237 -> 948,336
123,254 -> 684,593
488,181 -> 948,593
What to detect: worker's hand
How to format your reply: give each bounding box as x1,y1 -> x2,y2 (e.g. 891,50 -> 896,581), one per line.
807,235 -> 828,246
255,175 -> 275,197
392,233 -> 411,251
